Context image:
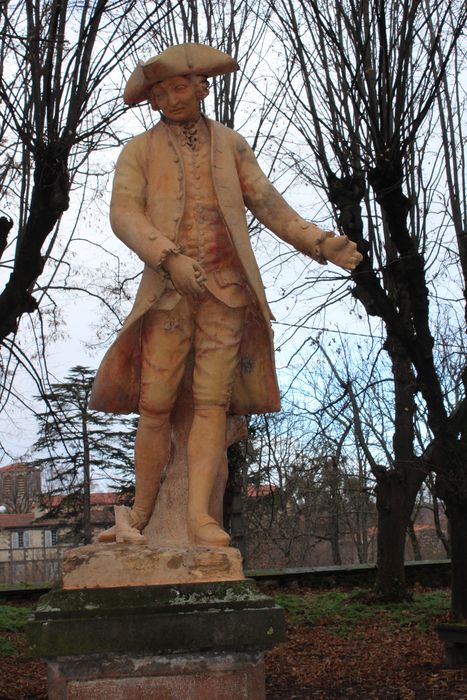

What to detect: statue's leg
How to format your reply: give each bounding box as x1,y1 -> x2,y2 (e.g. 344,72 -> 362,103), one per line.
98,412 -> 170,544
99,301 -> 193,543
187,405 -> 230,546
187,296 -> 246,547
132,411 -> 171,528
134,301 -> 193,525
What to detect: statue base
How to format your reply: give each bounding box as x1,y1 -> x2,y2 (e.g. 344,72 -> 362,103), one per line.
28,580 -> 285,700
62,543 -> 245,589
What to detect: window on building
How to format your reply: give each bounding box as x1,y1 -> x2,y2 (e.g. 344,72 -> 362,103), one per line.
11,531 -> 30,548
44,530 -> 57,547
3,475 -> 12,498
16,475 -> 26,496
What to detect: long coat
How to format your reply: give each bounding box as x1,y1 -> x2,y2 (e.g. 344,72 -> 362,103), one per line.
89,116 -> 327,415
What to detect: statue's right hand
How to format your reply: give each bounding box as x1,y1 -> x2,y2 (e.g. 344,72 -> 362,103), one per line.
163,254 -> 207,295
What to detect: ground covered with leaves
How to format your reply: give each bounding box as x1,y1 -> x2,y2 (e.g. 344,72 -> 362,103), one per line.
1,587 -> 467,699
266,587 -> 467,698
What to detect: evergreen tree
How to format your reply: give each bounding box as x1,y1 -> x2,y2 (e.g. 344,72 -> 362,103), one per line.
31,366 -> 136,543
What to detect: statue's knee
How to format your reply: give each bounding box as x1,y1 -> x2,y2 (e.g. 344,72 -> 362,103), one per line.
139,379 -> 178,419
193,403 -> 228,421
138,408 -> 171,432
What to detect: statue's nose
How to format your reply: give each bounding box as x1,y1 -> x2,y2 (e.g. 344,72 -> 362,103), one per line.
168,92 -> 180,106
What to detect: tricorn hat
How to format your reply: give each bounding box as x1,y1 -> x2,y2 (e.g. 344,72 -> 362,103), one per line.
124,43 -> 239,105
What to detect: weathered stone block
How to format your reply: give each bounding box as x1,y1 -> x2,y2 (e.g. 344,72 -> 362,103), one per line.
47,652 -> 265,700
62,543 -> 245,589
28,579 -> 285,658
28,580 -> 283,699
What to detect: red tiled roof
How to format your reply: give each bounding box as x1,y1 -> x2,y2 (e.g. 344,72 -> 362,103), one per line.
246,484 -> 277,498
0,505 -> 116,529
44,492 -> 121,507
0,513 -> 36,527
0,463 -> 29,473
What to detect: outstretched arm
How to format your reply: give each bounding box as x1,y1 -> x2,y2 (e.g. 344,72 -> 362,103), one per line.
234,133 -> 362,270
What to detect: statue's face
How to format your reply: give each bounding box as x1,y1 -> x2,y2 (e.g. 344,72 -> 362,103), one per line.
149,75 -> 201,122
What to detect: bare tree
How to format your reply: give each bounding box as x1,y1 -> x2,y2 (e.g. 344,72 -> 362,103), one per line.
243,406 -> 376,568
269,0 -> 466,609
0,0 -> 171,424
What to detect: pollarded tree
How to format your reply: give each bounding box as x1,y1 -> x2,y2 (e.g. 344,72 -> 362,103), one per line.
0,0 -> 172,419
30,365 -> 136,543
270,0 -> 467,609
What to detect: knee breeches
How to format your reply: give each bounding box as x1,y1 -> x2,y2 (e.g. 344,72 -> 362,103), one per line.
138,294 -> 246,415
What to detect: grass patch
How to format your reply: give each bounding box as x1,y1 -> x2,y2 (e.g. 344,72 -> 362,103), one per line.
274,588 -> 450,637
378,590 -> 450,631
0,637 -> 17,655
0,605 -> 31,656
274,590 -> 373,636
0,606 -> 31,632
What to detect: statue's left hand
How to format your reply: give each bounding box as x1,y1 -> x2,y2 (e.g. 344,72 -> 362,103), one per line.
163,253 -> 207,295
321,235 -> 363,270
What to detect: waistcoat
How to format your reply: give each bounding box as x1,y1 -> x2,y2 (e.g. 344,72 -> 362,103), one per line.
156,118 -> 251,309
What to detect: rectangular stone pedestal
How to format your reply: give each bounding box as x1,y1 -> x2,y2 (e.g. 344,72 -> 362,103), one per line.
28,580 -> 285,699
47,651 -> 265,700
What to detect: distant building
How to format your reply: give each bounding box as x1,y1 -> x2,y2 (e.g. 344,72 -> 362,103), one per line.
0,463 -> 41,513
0,463 -> 119,585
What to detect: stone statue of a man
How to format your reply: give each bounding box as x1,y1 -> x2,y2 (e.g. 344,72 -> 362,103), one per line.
90,44 -> 362,548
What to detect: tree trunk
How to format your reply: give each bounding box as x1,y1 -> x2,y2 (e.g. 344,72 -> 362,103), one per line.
433,495 -> 450,556
81,411 -> 92,545
407,519 -> 422,561
329,458 -> 342,565
0,146 -> 69,340
446,501 -> 467,620
374,470 -> 424,600
434,426 -> 467,620
224,441 -> 246,558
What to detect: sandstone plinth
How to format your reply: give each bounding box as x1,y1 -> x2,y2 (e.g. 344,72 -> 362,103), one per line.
62,543 -> 244,589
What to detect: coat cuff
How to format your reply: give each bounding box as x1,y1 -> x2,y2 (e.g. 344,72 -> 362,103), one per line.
157,244 -> 183,270
144,235 -> 181,270
286,219 -> 335,264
